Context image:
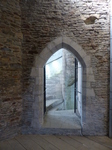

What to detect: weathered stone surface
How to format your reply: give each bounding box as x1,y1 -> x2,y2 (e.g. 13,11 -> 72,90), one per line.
0,0 -> 110,140
20,0 -> 110,136
0,0 -> 23,140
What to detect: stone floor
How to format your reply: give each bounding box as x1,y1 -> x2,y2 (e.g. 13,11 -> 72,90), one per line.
43,110 -> 81,129
0,135 -> 112,150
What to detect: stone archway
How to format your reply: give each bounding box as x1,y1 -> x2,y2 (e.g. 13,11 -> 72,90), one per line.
30,36 -> 95,133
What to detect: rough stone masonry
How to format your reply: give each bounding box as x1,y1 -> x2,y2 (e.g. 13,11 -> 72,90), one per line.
0,0 -> 110,140
0,0 -> 23,140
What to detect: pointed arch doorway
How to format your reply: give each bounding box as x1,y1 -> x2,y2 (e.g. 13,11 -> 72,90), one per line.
43,48 -> 82,129
31,37 -> 94,134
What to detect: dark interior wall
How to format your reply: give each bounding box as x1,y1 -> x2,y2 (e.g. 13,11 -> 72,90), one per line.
0,0 -> 23,140
20,0 -> 110,135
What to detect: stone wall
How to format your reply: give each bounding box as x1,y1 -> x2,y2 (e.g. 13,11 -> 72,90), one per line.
20,0 -> 110,135
0,0 -> 110,141
0,0 -> 23,140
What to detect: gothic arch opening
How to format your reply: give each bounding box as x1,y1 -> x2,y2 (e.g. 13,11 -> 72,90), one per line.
31,37 -> 95,134
43,48 -> 82,129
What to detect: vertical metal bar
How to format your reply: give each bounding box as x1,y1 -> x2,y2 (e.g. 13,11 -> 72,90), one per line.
44,66 -> 46,114
74,58 -> 77,113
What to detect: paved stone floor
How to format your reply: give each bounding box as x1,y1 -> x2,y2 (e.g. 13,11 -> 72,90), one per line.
43,110 -> 81,129
0,135 -> 112,150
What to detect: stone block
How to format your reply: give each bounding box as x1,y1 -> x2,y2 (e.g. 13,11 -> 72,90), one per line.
83,56 -> 91,67
30,67 -> 38,77
87,74 -> 95,82
34,55 -> 45,67
53,36 -> 62,46
47,41 -> 56,52
86,67 -> 94,75
39,47 -> 52,63
33,85 -> 44,95
86,88 -> 95,97
36,77 -> 44,86
82,81 -> 91,88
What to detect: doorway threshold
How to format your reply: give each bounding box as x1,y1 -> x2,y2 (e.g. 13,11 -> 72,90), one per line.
43,110 -> 81,130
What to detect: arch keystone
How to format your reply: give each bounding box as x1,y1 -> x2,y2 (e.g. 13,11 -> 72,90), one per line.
62,36 -> 73,45
53,36 -> 63,45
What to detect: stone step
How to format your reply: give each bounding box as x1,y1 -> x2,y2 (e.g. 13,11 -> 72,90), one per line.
35,128 -> 82,135
22,127 -> 82,136
46,99 -> 64,112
